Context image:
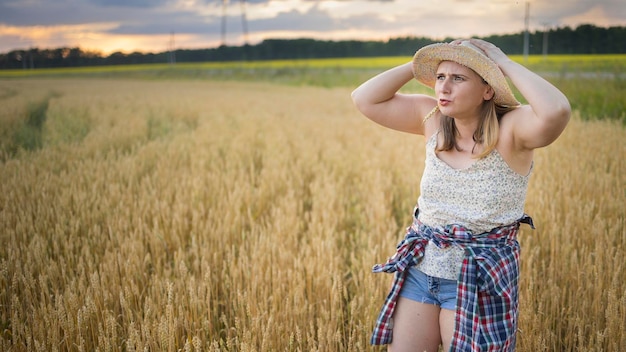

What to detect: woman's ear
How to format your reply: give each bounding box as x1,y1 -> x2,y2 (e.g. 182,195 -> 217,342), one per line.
484,86 -> 495,101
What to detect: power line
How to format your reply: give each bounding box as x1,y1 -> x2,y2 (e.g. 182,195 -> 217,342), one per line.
221,0 -> 228,46
219,0 -> 249,46
523,1 -> 530,62
168,31 -> 176,65
240,0 -> 249,45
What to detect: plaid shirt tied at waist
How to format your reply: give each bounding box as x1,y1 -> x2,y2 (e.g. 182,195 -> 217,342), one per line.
370,211 -> 534,351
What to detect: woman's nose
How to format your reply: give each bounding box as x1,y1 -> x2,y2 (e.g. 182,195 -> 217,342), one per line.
439,78 -> 451,93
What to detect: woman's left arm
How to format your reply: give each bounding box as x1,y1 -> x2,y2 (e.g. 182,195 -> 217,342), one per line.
469,38 -> 571,150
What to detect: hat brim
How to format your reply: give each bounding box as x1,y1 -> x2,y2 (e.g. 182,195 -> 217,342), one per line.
412,42 -> 520,108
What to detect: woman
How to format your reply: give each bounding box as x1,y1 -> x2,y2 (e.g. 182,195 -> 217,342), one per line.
351,39 -> 570,351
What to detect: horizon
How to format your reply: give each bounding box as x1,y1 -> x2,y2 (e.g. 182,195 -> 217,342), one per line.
2,23 -> 621,57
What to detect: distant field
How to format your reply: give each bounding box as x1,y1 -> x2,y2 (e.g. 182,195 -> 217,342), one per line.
2,54 -> 625,75
0,64 -> 624,351
2,54 -> 624,123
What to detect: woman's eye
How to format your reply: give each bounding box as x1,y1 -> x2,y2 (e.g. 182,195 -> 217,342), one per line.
436,75 -> 445,80
454,76 -> 464,81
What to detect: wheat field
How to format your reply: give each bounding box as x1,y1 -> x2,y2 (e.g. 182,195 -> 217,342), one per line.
0,78 -> 624,351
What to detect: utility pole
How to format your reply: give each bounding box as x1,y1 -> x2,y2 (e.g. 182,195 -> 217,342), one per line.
542,23 -> 550,60
220,0 -> 248,47
221,0 -> 229,46
168,31 -> 176,65
523,2 -> 530,62
240,0 -> 249,45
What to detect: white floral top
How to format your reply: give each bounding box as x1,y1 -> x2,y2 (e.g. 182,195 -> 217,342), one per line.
415,131 -> 532,280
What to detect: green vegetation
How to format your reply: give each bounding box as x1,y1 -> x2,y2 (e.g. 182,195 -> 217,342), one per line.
3,54 -> 624,75
1,92 -> 62,157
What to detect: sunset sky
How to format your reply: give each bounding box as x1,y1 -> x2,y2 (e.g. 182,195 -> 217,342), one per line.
1,0 -> 624,55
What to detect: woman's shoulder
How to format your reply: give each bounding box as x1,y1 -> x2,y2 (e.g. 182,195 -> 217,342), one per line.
423,104 -> 441,140
414,95 -> 438,118
498,105 -> 532,135
497,105 -> 535,175
398,94 -> 438,137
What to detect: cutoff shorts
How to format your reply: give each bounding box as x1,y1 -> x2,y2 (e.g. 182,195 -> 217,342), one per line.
399,267 -> 458,311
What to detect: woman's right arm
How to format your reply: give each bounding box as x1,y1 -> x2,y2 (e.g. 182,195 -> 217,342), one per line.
351,62 -> 435,135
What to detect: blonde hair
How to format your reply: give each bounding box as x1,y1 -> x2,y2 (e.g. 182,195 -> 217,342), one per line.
429,100 -> 517,159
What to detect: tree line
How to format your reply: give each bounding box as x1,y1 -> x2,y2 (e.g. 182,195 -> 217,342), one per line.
1,24 -> 624,70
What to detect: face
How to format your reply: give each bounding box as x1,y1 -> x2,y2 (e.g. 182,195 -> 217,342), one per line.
434,61 -> 494,120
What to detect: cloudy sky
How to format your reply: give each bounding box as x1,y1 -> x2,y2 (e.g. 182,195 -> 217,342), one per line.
1,0 -> 624,55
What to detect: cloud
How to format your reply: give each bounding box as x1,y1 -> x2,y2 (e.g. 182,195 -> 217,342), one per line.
560,3 -> 626,28
301,0 -> 393,2
251,5 -> 334,32
106,10 -> 215,35
0,0 -> 624,54
0,1 -> 117,26
0,0 -> 210,34
88,0 -> 171,8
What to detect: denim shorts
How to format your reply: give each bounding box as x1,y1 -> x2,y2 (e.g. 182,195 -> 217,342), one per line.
399,267 -> 458,310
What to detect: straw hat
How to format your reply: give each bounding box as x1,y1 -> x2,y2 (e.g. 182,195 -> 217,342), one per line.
412,41 -> 520,107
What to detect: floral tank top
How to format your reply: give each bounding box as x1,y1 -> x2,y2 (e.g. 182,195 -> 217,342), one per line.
415,130 -> 532,280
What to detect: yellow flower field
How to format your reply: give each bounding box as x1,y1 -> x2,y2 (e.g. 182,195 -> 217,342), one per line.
0,78 -> 624,351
